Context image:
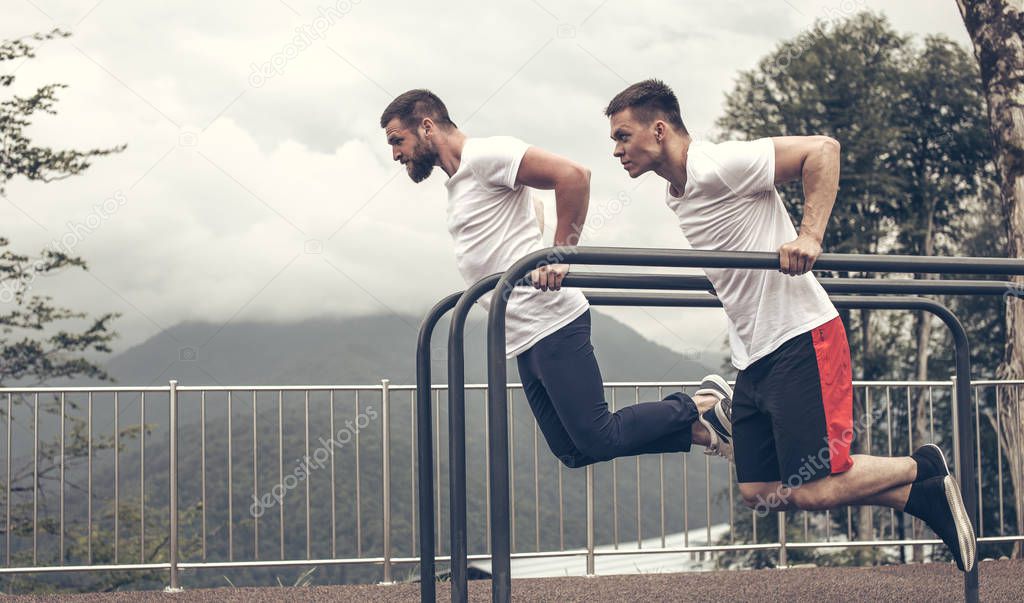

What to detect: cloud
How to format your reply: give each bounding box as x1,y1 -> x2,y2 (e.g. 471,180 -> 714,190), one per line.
1,0 -> 972,361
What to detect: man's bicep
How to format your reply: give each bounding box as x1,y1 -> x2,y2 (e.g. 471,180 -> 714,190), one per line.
514,146 -> 580,190
772,136 -> 831,185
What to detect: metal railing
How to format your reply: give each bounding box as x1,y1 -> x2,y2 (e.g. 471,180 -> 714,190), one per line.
0,378 -> 1019,591
479,247 -> 1024,603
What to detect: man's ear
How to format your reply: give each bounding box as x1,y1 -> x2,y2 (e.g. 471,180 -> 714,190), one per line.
421,117 -> 434,139
654,121 -> 665,143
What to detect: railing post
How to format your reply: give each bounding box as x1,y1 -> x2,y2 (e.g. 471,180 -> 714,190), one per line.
777,511 -> 787,568
381,378 -> 393,584
586,465 -> 595,576
167,380 -> 181,592
951,375 -> 961,479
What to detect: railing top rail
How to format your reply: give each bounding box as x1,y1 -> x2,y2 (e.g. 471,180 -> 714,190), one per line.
6,379 -> 1023,395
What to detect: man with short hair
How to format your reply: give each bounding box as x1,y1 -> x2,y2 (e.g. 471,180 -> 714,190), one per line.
604,79 -> 976,572
380,88 -> 734,469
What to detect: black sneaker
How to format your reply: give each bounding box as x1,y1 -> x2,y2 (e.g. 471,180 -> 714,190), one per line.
694,375 -> 733,461
912,443 -> 950,482
904,475 -> 977,572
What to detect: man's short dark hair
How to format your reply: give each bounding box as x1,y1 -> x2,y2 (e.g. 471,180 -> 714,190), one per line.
604,79 -> 687,133
380,89 -> 457,130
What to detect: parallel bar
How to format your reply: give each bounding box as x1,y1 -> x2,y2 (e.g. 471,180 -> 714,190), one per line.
486,253 -> 992,603
413,290 -> 458,597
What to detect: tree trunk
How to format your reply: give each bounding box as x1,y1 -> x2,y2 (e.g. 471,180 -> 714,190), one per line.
911,201 -> 939,561
956,0 -> 1024,558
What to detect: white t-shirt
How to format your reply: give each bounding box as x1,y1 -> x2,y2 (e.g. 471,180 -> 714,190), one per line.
445,136 -> 590,358
665,137 -> 838,370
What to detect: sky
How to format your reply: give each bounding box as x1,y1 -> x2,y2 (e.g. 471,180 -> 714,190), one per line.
1,0 -> 974,370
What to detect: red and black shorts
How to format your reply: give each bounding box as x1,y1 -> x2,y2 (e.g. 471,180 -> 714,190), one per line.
733,316 -> 854,485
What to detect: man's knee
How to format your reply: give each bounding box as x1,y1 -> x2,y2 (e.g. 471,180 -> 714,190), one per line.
739,483 -> 784,513
787,482 -> 835,511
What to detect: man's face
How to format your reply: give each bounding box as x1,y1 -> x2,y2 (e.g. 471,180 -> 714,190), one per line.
384,117 -> 438,183
609,108 -> 662,178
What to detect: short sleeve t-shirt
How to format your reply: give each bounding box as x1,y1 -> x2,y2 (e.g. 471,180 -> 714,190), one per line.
445,136 -> 590,358
664,137 -> 838,370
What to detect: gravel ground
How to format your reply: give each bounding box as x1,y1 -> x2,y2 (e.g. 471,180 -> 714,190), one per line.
5,559 -> 1022,602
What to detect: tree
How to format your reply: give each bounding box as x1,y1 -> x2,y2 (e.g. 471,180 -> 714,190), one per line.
1,29 -> 137,591
955,0 -> 1024,559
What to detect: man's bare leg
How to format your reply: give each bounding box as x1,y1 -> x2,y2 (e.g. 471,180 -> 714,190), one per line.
739,453 -> 916,512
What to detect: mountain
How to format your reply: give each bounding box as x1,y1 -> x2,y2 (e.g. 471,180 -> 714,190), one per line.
99,310 -> 721,387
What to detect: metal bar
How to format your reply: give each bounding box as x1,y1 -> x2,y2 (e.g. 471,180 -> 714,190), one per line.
434,390 -> 441,558
33,394 -> 37,565
114,393 -> 119,564
778,512 -> 787,567
612,389 -> 619,550
278,391 -> 285,561
586,465 -> 595,576
201,391 -> 207,561
485,265 -> 991,602
413,293 -> 460,601
169,381 -> 179,589
382,379 -> 392,584
533,419 -> 540,553
448,278 -> 497,603
974,385 -> 983,537
330,391 -> 337,559
558,459 -> 564,551
658,386 -> 666,549
508,388 -> 515,554
486,387 -> 491,554
410,391 -> 416,557
60,392 -> 65,564
356,390 -> 363,557
141,392 -> 146,563
636,387 -> 641,550
886,387 -> 894,538
5,393 -> 10,567
995,384 -> 1003,532
304,390 -> 311,561
252,390 -> 258,561
227,391 -> 233,562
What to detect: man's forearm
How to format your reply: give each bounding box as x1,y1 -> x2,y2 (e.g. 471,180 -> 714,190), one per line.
552,173 -> 590,246
798,138 -> 841,243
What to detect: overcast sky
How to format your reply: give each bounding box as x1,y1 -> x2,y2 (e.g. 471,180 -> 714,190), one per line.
1,0 -> 973,368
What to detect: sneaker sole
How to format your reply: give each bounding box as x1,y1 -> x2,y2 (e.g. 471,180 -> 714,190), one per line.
695,374 -> 733,399
695,375 -> 734,433
923,443 -> 951,477
942,474 -> 977,573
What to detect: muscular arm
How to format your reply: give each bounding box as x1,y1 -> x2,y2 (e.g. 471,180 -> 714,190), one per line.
772,136 -> 841,275
515,147 -> 590,247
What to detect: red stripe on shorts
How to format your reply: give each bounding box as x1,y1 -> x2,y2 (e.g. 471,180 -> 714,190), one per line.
812,316 -> 855,474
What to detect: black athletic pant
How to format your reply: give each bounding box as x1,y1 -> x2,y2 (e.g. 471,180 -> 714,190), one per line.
516,310 -> 698,468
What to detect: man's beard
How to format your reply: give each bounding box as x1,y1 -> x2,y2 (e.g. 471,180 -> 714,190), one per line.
407,139 -> 438,183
